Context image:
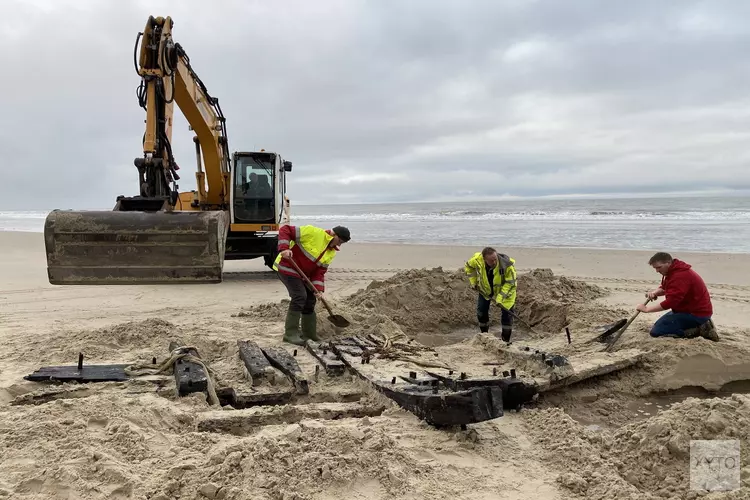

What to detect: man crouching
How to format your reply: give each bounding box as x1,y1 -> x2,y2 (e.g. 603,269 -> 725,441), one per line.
637,252 -> 718,341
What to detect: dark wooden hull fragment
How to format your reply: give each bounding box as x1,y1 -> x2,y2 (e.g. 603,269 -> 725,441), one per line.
169,340 -> 209,397
24,364 -> 130,383
329,341 -> 538,427
261,346 -> 309,395
237,340 -> 276,385
379,382 -> 505,428
425,371 -> 539,411
305,341 -> 346,376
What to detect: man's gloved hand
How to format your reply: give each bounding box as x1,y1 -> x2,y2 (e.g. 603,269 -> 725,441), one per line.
280,249 -> 293,260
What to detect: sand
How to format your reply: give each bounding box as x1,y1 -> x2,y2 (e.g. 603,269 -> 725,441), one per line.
3,230 -> 750,499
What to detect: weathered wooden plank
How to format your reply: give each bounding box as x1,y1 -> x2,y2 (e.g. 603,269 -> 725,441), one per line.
540,349 -> 647,392
169,340 -> 209,397
399,373 -> 439,386
24,364 -> 130,383
196,402 -> 387,435
261,346 -> 309,395
475,335 -> 645,393
425,371 -> 504,390
237,340 -> 276,385
305,341 -> 346,376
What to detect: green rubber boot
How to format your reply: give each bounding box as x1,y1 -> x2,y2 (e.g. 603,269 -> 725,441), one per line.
301,312 -> 320,342
283,310 -> 305,346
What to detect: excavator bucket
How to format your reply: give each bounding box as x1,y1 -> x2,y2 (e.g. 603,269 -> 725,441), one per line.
43,209 -> 229,285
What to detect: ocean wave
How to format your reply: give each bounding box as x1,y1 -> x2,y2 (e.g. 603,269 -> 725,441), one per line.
3,208 -> 750,228
291,210 -> 750,222
0,211 -> 50,219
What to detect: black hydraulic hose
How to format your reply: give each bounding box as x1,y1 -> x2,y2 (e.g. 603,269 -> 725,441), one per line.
133,32 -> 142,75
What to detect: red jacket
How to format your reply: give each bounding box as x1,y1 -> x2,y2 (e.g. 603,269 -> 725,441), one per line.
275,225 -> 339,292
659,259 -> 712,317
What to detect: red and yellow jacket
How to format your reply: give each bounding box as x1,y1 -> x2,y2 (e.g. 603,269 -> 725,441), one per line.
273,225 -> 339,292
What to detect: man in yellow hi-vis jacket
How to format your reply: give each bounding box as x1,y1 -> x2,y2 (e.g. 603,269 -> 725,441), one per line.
464,247 -> 517,342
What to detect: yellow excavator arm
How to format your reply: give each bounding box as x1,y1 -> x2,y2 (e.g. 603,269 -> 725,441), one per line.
134,15 -> 230,209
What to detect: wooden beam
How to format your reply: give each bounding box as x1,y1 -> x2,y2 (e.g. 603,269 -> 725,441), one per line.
24,357 -> 130,383
261,346 -> 309,395
196,402 -> 386,435
305,341 -> 346,376
237,340 -> 277,385
168,340 -> 209,397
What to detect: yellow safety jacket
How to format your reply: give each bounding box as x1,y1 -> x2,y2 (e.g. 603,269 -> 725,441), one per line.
273,224 -> 338,291
464,252 -> 517,309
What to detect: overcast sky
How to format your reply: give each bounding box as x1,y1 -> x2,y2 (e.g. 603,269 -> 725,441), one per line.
2,0 -> 750,209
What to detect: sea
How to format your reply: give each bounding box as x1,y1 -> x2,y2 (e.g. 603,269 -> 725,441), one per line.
4,195 -> 750,253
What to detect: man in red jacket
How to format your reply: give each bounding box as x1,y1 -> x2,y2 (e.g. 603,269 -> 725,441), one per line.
273,224 -> 351,345
637,252 -> 718,341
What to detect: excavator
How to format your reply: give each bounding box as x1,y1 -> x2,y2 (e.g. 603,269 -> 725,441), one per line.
43,15 -> 292,284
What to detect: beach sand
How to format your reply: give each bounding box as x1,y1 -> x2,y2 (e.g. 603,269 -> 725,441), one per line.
2,230 -> 750,499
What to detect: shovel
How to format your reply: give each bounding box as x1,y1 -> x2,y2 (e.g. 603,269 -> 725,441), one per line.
600,298 -> 652,351
287,259 -> 350,328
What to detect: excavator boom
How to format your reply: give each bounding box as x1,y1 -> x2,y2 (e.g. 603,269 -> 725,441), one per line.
44,16 -> 234,284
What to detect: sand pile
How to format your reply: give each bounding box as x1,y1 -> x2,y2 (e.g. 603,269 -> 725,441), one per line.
523,394 -> 750,499
4,318 -> 179,367
308,267 -> 610,341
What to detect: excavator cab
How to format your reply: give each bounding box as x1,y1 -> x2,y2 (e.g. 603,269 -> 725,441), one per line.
224,150 -> 292,267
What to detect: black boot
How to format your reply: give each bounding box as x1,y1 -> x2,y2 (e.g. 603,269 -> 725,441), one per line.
501,327 -> 512,343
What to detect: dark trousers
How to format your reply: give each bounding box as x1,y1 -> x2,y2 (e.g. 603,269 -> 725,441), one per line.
477,295 -> 513,330
278,273 -> 316,314
650,312 -> 711,338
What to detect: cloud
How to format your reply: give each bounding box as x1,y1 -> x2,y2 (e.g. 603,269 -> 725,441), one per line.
1,0 -> 749,209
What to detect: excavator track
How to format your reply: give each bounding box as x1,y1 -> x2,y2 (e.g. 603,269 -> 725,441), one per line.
44,209 -> 229,285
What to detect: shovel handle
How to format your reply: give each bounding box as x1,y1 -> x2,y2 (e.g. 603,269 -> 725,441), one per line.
604,297 -> 653,351
286,258 -> 335,316
474,288 -> 542,335
628,297 -> 652,323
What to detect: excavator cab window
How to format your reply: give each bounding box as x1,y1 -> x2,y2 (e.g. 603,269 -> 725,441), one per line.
234,153 -> 276,223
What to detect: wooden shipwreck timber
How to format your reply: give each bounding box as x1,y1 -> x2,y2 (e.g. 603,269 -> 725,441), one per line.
23,332 -> 645,428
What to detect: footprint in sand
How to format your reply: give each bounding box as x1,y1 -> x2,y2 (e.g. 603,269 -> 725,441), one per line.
87,417 -> 109,432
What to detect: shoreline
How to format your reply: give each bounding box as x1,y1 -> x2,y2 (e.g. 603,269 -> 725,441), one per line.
6,228 -> 750,255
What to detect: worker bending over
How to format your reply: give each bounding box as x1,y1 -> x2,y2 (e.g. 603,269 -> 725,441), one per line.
638,252 -> 718,341
464,247 -> 517,342
273,224 -> 351,345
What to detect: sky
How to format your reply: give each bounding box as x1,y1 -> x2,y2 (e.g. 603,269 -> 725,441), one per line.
1,0 -> 750,209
